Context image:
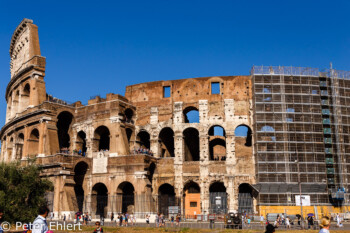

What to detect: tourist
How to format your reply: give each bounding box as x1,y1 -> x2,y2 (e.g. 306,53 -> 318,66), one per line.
260,214 -> 264,226
319,216 -> 331,233
307,215 -> 314,229
125,212 -> 129,226
63,214 -> 66,222
93,222 -> 103,233
281,213 -> 285,225
111,213 -> 114,222
171,215 -> 175,227
146,214 -> 150,225
129,213 -> 133,225
286,216 -> 290,229
133,214 -> 136,225
265,224 -> 275,233
32,205 -> 50,233
119,214 -> 123,226
155,213 -> 159,227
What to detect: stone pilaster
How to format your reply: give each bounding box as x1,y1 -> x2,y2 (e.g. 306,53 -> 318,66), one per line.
173,102 -> 183,124
199,100 -> 208,123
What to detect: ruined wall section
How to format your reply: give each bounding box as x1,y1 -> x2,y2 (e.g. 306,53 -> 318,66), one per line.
125,75 -> 255,212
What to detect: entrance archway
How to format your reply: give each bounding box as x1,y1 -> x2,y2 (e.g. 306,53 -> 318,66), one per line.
209,182 -> 227,214
74,162 -> 88,212
183,181 -> 201,217
92,183 -> 108,218
238,183 -> 254,213
117,182 -> 135,214
158,183 -> 176,217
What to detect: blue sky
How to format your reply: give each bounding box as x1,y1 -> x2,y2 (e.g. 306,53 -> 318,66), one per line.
0,0 -> 350,131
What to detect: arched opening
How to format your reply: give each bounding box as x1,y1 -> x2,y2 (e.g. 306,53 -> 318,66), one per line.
235,125 -> 252,147
137,130 -> 150,150
117,182 -> 135,214
209,182 -> 227,214
20,84 -> 30,112
94,126 -> 110,151
74,162 -> 88,212
124,108 -> 134,123
159,127 -> 174,157
28,129 -> 40,156
57,112 -> 74,152
238,183 -> 254,214
183,181 -> 201,217
158,184 -> 176,217
15,133 -> 24,160
183,107 -> 199,123
12,90 -> 20,116
6,92 -> 12,121
92,183 -> 108,218
208,126 -> 226,161
76,131 -> 87,156
183,128 -> 199,161
7,137 -> 14,161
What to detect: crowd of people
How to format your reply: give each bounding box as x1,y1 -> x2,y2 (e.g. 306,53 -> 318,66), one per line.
132,147 -> 154,156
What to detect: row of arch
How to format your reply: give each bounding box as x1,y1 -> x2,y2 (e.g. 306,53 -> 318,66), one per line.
138,124 -> 252,161
74,161 -> 254,216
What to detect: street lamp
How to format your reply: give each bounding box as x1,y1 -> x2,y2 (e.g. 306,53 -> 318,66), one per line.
295,158 -> 304,229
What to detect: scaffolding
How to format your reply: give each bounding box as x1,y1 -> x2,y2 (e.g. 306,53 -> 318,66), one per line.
251,65 -> 350,206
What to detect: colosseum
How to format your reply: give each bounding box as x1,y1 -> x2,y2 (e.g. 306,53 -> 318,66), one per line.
1,19 -> 350,220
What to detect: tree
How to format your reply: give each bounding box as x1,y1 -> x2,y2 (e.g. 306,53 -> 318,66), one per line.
0,160 -> 53,223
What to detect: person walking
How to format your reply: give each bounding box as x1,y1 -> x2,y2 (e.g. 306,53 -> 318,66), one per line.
286,216 -> 290,229
319,216 -> 331,233
146,214 -> 150,226
260,215 -> 265,227
32,206 -> 50,233
111,213 -> 114,223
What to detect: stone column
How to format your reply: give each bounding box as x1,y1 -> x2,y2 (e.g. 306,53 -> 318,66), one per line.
199,100 -> 208,123
150,138 -> 159,158
174,131 -> 184,214
200,181 -> 209,215
225,130 -> 236,175
173,102 -> 183,124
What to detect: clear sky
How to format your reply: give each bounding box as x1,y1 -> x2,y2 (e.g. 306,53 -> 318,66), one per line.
0,0 -> 350,132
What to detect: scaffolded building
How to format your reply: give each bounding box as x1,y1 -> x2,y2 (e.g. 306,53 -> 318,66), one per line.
252,66 -> 350,213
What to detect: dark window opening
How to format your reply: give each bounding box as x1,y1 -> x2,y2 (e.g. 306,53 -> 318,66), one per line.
94,126 -> 110,151
163,86 -> 171,98
190,202 -> 197,207
159,127 -> 175,157
211,82 -> 220,94
183,128 -> 200,161
137,131 -> 150,150
77,131 -> 87,156
57,112 -> 74,150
